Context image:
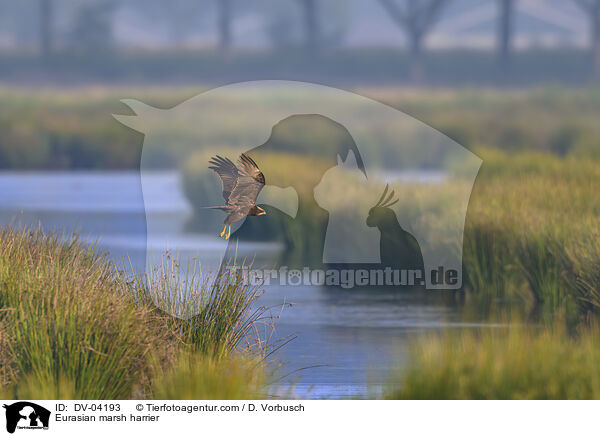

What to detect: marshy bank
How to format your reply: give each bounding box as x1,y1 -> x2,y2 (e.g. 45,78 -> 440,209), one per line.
0,227 -> 273,399
382,149 -> 600,399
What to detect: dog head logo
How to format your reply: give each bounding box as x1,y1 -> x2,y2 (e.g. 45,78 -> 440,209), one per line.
3,402 -> 50,434
114,80 -> 481,315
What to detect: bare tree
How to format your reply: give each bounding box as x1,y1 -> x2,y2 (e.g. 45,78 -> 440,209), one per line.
378,0 -> 450,83
217,0 -> 232,52
69,0 -> 117,52
497,0 -> 514,70
296,0 -> 320,56
575,0 -> 600,79
40,0 -> 53,57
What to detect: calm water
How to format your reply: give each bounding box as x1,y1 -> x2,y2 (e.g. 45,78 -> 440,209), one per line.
0,171 -> 476,398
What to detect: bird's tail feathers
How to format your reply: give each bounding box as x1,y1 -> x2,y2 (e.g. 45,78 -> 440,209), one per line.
199,206 -> 229,211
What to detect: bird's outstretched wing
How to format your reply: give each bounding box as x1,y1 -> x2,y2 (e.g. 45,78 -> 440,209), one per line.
208,155 -> 239,202
228,153 -> 266,207
238,153 -> 265,185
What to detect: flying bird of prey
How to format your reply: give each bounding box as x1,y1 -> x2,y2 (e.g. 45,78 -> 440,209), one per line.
206,153 -> 266,239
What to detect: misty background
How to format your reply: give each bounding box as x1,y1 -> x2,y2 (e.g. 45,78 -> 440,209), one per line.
0,0 -> 598,85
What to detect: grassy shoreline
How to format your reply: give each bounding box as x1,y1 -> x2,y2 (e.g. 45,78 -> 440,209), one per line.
385,321 -> 600,400
0,228 -> 272,399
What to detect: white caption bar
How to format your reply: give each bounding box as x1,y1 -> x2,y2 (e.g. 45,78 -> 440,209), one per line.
0,400 -> 596,436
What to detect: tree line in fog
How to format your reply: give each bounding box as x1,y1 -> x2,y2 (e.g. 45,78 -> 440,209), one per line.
2,0 -> 600,81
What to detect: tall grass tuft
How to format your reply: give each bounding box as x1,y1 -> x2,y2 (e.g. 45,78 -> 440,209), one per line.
0,227 -> 172,399
514,234 -> 567,310
462,223 -> 513,303
564,230 -> 600,318
0,227 -> 274,400
133,251 -> 274,359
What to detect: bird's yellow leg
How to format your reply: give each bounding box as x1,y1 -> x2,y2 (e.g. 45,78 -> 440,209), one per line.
225,225 -> 231,240
220,225 -> 227,237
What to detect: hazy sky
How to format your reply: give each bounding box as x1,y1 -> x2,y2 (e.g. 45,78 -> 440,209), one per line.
0,0 -> 590,50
